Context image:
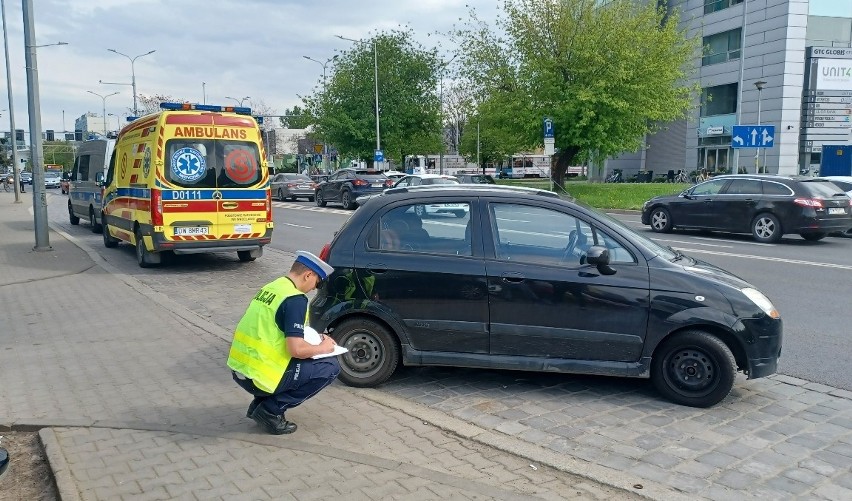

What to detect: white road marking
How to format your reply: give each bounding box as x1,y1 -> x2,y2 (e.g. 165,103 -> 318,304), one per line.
691,235 -> 775,247
272,202 -> 352,216
654,238 -> 733,249
278,222 -> 312,229
675,246 -> 852,271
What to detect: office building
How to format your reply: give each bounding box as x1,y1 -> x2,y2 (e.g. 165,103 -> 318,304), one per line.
609,0 -> 851,177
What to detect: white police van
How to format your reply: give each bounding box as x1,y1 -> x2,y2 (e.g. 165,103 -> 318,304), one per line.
68,139 -> 116,232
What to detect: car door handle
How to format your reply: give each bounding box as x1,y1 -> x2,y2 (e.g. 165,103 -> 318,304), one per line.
501,272 -> 524,283
366,264 -> 387,274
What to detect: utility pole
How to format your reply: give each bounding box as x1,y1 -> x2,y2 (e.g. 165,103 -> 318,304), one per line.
1,0 -> 21,203
22,0 -> 50,250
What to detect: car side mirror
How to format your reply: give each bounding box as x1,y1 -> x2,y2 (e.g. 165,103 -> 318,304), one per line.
95,172 -> 105,185
680,190 -> 692,199
585,245 -> 616,275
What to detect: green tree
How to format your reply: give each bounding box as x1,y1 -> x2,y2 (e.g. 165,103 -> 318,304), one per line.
304,30 -> 442,167
134,94 -> 190,116
279,105 -> 313,129
454,0 -> 699,184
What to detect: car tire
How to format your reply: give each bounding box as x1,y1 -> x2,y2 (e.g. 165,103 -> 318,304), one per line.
414,205 -> 426,217
751,213 -> 782,243
800,232 -> 826,242
68,202 -> 80,225
651,330 -> 736,408
315,190 -> 327,207
90,207 -> 102,233
649,207 -> 673,233
341,190 -> 355,210
238,249 -> 259,262
277,188 -> 285,201
453,210 -> 466,218
135,227 -> 160,268
102,216 -> 119,248
332,318 -> 400,387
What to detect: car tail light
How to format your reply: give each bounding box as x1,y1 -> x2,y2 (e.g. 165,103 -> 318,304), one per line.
287,183 -> 297,188
151,189 -> 163,226
352,179 -> 369,186
266,189 -> 273,222
794,198 -> 824,208
319,242 -> 331,261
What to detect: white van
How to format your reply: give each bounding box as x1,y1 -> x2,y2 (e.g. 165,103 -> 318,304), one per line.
68,139 -> 115,232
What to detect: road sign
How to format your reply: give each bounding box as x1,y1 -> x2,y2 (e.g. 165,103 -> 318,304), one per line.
543,118 -> 554,139
374,149 -> 384,162
313,144 -> 323,154
731,125 -> 776,148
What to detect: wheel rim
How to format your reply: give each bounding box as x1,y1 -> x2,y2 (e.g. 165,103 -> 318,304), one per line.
661,345 -> 720,398
339,330 -> 385,378
651,210 -> 668,230
755,217 -> 775,239
415,205 -> 424,216
342,192 -> 351,207
317,192 -> 323,204
278,189 -> 284,200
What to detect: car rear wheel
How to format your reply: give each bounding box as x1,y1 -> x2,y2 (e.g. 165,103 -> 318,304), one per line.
414,205 -> 426,217
135,227 -> 160,268
650,207 -> 673,233
102,215 -> 118,248
341,190 -> 355,210
315,190 -> 327,207
277,188 -> 285,201
800,232 -> 826,242
68,202 -> 80,225
752,213 -> 782,243
651,330 -> 736,408
332,318 -> 400,387
90,207 -> 102,233
238,249 -> 261,262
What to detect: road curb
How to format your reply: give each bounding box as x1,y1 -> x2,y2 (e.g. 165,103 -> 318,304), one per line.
39,428 -> 81,501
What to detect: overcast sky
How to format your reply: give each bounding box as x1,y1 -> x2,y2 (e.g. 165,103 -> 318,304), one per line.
0,0 -> 499,133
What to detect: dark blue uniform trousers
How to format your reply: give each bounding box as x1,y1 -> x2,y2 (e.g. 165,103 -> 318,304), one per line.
233,357 -> 340,416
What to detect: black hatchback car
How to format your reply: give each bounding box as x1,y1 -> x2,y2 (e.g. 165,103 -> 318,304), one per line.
310,185 -> 782,407
641,175 -> 852,242
315,168 -> 393,210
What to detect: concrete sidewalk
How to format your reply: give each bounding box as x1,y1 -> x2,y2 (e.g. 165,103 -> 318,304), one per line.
0,191 -> 644,500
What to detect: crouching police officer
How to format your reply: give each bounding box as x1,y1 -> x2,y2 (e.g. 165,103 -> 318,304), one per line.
228,251 -> 340,435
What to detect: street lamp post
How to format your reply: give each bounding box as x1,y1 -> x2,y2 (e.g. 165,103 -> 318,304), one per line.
108,113 -> 122,133
754,80 -> 766,174
105,48 -> 155,116
87,90 -> 119,136
225,96 -> 251,107
304,55 -> 337,173
1,0 -> 21,203
437,54 -> 457,175
337,35 -> 381,168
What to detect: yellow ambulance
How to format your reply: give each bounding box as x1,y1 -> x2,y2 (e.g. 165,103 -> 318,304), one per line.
100,102 -> 273,267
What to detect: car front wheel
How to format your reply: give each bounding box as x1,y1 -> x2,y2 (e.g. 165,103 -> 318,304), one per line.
651,330 -> 736,408
332,318 -> 400,387
752,213 -> 782,243
649,207 -> 673,233
315,190 -> 327,207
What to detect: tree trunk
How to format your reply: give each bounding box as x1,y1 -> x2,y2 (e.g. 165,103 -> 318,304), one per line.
553,147 -> 579,191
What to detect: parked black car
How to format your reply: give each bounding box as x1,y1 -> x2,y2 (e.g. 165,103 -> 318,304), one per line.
315,168 -> 393,210
641,175 -> 852,243
310,185 -> 782,407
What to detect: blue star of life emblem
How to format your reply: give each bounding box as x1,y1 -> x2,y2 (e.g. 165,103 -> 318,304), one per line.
171,147 -> 206,183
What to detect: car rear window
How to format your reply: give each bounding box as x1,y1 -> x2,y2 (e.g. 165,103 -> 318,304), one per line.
830,180 -> 852,192
165,139 -> 262,189
800,180 -> 847,198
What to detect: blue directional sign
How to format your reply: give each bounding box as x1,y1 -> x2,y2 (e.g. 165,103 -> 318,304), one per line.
374,149 -> 384,162
543,118 -> 555,139
731,125 -> 775,149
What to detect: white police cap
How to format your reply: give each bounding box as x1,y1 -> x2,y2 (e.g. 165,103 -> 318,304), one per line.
295,250 -> 334,280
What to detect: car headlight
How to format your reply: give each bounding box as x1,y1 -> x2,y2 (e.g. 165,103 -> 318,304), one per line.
741,287 -> 780,319
642,200 -> 651,211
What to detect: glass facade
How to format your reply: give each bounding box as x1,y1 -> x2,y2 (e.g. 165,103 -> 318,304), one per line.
704,0 -> 743,15
700,83 -> 739,117
703,28 -> 742,65
809,0 -> 852,18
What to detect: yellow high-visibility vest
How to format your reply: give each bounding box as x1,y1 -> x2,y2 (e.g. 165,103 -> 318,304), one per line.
227,277 -> 308,393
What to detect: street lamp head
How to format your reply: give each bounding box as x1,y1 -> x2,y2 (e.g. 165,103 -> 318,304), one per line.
754,80 -> 767,91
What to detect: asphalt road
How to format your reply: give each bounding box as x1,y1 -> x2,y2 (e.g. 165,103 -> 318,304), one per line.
270,199 -> 852,391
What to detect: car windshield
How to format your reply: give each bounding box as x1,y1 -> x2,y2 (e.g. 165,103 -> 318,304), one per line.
801,180 -> 847,198
423,178 -> 459,185
594,209 -> 678,261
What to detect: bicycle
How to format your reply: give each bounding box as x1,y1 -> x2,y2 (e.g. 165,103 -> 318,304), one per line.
604,170 -> 623,183
2,175 -> 13,192
674,171 -> 690,183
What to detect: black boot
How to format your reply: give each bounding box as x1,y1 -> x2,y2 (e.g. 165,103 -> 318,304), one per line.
250,404 -> 297,435
246,399 -> 260,418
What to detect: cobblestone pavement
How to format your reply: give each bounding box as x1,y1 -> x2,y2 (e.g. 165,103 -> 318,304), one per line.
1,192 -> 638,500
19,191 -> 852,498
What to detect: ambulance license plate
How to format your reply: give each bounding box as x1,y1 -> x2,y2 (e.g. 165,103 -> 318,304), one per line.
174,226 -> 209,236
828,208 -> 846,215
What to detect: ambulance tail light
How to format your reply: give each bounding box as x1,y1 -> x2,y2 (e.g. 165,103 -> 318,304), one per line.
266,189 -> 273,222
319,243 -> 331,262
151,189 -> 163,226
